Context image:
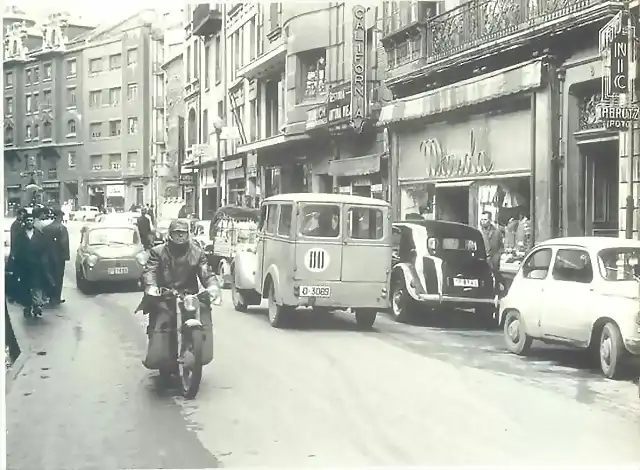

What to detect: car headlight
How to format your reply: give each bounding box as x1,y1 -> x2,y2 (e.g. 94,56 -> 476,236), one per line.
136,251 -> 149,265
86,254 -> 99,267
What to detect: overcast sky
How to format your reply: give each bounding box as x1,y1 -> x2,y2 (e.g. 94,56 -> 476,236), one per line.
12,0 -> 177,25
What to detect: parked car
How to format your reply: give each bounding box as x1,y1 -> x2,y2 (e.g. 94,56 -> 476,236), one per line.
75,223 -> 148,293
97,212 -> 138,225
207,206 -> 259,287
71,206 -> 100,222
231,193 -> 392,329
389,220 -> 497,324
500,237 -> 640,379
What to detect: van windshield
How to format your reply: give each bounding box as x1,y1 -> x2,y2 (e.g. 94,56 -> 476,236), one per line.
300,204 -> 340,238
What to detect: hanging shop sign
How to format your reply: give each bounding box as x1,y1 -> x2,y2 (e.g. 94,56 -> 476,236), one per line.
419,130 -> 494,178
351,5 -> 367,133
41,181 -> 60,190
597,10 -> 638,130
105,184 -> 125,197
328,87 -> 351,123
179,174 -> 195,186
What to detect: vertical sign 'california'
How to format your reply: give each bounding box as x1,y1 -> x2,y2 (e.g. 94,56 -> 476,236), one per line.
351,5 -> 367,133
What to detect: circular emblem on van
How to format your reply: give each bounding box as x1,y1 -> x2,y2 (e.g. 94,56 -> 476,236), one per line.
304,248 -> 330,273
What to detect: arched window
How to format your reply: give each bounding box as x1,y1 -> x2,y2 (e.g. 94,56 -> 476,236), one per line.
67,119 -> 76,135
43,121 -> 52,139
33,124 -> 39,138
188,108 -> 197,147
5,125 -> 14,143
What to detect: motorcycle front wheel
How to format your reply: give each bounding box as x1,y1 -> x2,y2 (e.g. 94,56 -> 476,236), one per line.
179,328 -> 203,399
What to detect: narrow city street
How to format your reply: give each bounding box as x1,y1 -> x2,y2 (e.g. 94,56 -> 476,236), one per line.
5,222 -> 640,469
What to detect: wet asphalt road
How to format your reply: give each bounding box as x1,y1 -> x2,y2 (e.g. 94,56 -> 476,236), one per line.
5,222 -> 640,469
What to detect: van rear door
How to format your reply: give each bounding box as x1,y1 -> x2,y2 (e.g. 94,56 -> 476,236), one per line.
294,202 -> 343,282
341,204 -> 391,283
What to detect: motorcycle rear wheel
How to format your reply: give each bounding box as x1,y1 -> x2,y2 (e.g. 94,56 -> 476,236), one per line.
179,329 -> 203,399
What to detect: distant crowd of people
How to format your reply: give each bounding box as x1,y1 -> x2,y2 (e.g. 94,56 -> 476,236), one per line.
6,204 -> 70,317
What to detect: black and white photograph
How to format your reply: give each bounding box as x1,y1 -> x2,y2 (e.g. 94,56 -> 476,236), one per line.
2,0 -> 640,468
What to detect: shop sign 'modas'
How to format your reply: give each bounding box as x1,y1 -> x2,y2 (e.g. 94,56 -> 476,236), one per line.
351,5 -> 367,133
419,130 -> 494,178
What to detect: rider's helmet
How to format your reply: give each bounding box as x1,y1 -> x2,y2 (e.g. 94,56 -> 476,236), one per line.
167,218 -> 190,245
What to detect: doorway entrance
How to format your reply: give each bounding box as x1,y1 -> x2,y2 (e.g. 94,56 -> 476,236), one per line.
582,140 -> 619,237
435,185 -> 470,224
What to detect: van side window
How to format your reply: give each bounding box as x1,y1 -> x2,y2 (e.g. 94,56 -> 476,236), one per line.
266,204 -> 279,234
277,204 -> 293,237
552,249 -> 593,284
522,248 -> 552,280
258,204 -> 267,231
300,204 -> 340,238
348,207 -> 383,240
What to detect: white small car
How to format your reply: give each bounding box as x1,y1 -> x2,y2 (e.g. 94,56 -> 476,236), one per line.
73,206 -> 101,222
500,237 -> 640,379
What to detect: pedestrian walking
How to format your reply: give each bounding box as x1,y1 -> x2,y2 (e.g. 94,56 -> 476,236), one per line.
6,208 -> 26,304
12,208 -> 48,317
479,210 -> 504,289
136,207 -> 154,249
43,208 -> 70,305
61,202 -> 71,224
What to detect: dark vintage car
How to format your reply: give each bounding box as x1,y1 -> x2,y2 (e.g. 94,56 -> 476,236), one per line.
75,224 -> 148,293
389,220 -> 498,324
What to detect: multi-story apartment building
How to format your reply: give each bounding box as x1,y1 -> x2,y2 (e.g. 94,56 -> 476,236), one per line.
223,3 -> 388,205
378,0 -> 633,243
3,10 -> 92,209
3,9 -> 162,210
180,4 -> 224,218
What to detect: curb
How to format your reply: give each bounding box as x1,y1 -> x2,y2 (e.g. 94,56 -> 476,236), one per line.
5,302 -> 31,391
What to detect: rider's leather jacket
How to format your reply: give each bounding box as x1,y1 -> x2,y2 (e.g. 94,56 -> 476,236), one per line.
142,240 -> 216,294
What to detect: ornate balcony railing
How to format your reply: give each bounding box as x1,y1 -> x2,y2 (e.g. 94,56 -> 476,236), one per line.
385,0 -> 620,72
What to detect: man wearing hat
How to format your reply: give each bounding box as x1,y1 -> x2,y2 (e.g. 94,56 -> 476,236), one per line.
43,208 -> 70,305
6,207 -> 27,303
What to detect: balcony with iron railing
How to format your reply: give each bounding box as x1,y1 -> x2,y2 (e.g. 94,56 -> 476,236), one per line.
381,0 -> 623,86
192,4 -> 223,37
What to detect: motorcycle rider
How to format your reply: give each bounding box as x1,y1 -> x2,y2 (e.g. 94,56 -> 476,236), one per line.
139,219 -> 221,374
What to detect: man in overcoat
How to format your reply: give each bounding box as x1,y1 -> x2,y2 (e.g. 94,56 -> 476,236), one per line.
43,208 -> 70,305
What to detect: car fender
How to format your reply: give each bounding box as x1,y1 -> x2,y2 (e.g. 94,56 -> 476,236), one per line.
391,263 -> 422,301
232,250 -> 257,290
262,264 -> 283,303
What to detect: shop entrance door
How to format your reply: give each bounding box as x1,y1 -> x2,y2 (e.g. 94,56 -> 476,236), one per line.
583,141 -> 619,237
435,186 -> 469,224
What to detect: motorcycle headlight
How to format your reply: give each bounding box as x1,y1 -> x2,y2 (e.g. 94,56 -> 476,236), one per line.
135,251 -> 149,265
86,254 -> 99,267
182,294 -> 199,311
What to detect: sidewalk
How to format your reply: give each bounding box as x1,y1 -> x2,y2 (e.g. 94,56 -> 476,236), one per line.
5,301 -> 30,388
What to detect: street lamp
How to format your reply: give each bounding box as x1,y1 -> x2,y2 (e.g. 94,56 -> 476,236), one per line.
212,117 -> 224,209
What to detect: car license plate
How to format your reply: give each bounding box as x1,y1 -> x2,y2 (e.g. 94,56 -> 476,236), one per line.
299,285 -> 331,298
108,267 -> 128,275
453,278 -> 478,288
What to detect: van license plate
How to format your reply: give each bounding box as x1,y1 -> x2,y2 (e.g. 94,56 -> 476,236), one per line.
453,278 -> 478,287
299,285 -> 331,298
108,267 -> 128,275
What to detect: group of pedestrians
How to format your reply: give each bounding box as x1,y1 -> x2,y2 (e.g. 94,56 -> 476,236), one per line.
7,204 -> 70,317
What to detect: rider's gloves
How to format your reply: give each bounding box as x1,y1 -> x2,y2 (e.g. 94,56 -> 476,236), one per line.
146,286 -> 161,297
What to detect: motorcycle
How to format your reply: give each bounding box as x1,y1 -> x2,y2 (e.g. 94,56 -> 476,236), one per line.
142,285 -> 220,399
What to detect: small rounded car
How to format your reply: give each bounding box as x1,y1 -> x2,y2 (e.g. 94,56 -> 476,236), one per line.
500,237 -> 640,379
75,224 -> 148,293
389,220 -> 498,324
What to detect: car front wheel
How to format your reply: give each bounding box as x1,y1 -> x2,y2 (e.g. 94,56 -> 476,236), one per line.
390,276 -> 414,323
599,321 -> 626,379
503,310 -> 532,355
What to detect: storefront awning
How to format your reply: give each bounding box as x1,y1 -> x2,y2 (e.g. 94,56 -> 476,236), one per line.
378,59 -> 544,126
435,181 -> 474,188
327,153 -> 382,177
